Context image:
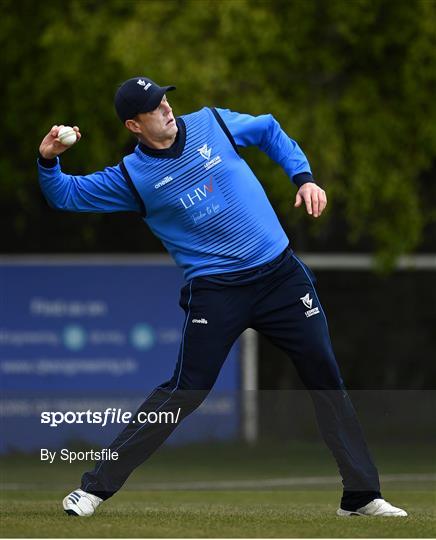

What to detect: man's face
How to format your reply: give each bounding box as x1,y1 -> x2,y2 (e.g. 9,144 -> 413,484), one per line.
127,95 -> 178,147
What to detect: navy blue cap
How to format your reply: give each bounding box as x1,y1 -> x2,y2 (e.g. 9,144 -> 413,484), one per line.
114,77 -> 176,122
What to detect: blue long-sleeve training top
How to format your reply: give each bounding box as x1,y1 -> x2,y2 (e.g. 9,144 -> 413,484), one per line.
38,107 -> 314,280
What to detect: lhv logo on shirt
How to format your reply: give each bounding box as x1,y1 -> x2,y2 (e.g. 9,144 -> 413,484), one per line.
300,293 -> 320,318
180,176 -> 214,209
197,143 -> 222,171
179,176 -> 228,226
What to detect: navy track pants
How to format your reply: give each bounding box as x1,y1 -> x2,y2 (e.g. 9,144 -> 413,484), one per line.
81,250 -> 381,510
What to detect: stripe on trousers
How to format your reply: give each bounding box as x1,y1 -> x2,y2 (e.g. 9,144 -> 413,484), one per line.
90,281 -> 193,479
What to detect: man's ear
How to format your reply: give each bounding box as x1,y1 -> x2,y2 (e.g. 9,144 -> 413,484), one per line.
125,119 -> 140,134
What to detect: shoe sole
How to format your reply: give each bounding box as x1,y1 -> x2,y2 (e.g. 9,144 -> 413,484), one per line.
337,509 -> 367,517
64,509 -> 79,516
337,508 -> 407,517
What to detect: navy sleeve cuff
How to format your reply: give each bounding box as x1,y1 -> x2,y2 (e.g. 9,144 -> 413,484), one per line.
38,153 -> 57,168
292,172 -> 316,188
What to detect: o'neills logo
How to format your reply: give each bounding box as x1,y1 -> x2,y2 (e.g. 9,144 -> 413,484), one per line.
155,176 -> 173,189
192,318 -> 208,324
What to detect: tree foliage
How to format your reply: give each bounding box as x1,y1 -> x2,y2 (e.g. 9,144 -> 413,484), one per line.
1,0 -> 435,265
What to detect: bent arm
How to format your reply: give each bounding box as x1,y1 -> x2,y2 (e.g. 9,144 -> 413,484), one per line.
214,108 -> 313,187
37,156 -> 140,213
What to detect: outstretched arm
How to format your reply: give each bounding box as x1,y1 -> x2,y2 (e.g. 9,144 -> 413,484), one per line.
38,125 -> 140,213
214,109 -> 327,218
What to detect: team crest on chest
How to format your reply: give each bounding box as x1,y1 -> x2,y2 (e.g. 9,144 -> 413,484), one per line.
197,143 -> 222,171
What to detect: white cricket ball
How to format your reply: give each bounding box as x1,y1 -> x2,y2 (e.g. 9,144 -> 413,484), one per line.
58,126 -> 77,146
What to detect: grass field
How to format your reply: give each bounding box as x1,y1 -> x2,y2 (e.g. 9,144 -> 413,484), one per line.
1,442 -> 435,537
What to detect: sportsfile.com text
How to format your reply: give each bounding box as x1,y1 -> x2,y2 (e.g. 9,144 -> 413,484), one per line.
40,408 -> 182,428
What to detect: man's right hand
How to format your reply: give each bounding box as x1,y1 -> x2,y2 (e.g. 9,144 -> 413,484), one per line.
39,125 -> 81,159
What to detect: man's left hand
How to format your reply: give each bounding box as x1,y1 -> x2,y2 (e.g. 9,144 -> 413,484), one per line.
294,182 -> 327,218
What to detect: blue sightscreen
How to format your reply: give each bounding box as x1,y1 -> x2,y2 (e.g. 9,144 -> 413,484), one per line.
0,261 -> 240,452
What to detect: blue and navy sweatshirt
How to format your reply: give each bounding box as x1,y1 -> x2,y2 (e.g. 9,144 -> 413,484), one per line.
38,108 -> 314,280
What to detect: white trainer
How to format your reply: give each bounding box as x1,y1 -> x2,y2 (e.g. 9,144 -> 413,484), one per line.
62,488 -> 103,516
337,498 -> 407,517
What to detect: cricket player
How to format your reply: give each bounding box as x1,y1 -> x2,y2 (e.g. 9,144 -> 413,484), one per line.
38,77 -> 407,518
